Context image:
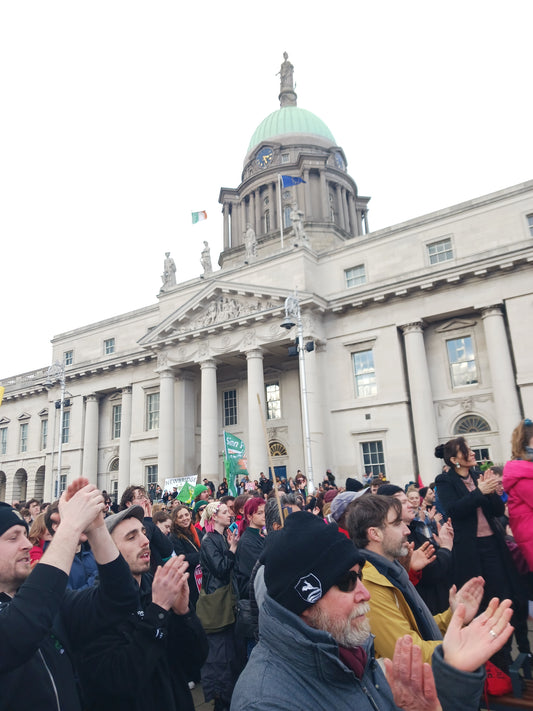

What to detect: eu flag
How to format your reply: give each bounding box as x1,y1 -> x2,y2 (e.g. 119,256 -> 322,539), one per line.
281,175 -> 306,187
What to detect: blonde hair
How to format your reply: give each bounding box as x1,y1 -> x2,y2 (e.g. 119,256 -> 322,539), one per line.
28,513 -> 48,545
511,419 -> 533,461
200,501 -> 222,532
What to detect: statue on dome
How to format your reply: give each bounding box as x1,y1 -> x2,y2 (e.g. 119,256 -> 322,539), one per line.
290,204 -> 307,244
244,223 -> 257,262
161,251 -> 176,290
278,52 -> 294,91
200,241 -> 213,275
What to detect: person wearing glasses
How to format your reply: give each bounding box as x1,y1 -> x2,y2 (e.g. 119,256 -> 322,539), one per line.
231,510 -> 513,711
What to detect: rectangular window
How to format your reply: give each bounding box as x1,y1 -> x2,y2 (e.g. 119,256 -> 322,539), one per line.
472,447 -> 491,466
64,350 -> 73,366
54,474 -> 67,498
0,428 -> 7,455
527,214 -> 533,237
446,336 -> 478,387
283,206 -> 292,228
353,350 -> 377,397
40,419 -> 48,450
427,237 -> 453,265
361,440 -> 386,478
104,338 -> 115,355
345,265 -> 366,287
112,404 -> 122,439
223,390 -> 237,426
281,153 -> 290,164
146,464 -> 158,487
146,392 -> 160,430
61,410 -> 70,444
266,383 -> 281,420
20,423 -> 28,453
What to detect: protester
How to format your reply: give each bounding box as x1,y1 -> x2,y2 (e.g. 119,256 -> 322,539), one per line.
120,485 -> 174,571
169,505 -> 202,608
0,478 -> 138,710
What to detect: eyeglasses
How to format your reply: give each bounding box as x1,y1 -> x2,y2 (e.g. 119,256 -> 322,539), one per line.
334,569 -> 363,593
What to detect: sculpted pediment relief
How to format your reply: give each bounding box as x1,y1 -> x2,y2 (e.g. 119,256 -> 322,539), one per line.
174,294 -> 278,334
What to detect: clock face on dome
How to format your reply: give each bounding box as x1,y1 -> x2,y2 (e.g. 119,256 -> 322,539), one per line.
256,147 -> 274,168
334,152 -> 345,170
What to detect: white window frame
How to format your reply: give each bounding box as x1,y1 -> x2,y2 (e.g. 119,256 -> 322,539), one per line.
352,349 -> 377,398
527,214 -> 533,238
112,404 -> 122,439
19,423 -> 28,453
266,382 -> 281,420
446,335 -> 478,388
104,338 -> 115,355
64,350 -> 73,366
223,389 -> 238,427
146,392 -> 160,431
40,418 -> 48,450
427,236 -> 454,265
360,440 -> 386,478
0,427 -> 7,455
345,264 -> 366,288
61,410 -> 70,444
145,464 -> 159,488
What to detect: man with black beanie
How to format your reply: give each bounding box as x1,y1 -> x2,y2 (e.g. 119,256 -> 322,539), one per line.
231,511 -> 512,711
0,478 -> 138,711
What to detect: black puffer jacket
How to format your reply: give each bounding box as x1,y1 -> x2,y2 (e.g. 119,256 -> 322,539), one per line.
199,530 -> 235,594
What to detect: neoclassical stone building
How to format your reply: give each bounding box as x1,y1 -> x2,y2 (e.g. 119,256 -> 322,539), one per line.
1,56 -> 532,503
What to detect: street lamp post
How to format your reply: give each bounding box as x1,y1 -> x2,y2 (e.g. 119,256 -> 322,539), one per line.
44,361 -> 66,498
281,293 -> 314,493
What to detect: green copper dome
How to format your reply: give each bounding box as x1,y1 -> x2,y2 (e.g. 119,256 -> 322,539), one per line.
247,106 -> 336,154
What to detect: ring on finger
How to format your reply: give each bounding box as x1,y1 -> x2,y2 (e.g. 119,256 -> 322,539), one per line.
489,629 -> 498,639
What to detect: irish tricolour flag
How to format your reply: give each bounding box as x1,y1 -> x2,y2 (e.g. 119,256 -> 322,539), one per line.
192,210 -> 207,224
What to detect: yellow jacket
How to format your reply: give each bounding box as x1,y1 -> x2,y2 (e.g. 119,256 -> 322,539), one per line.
362,560 -> 452,664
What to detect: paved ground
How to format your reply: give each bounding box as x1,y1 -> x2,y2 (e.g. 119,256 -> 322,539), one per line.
192,618 -> 533,708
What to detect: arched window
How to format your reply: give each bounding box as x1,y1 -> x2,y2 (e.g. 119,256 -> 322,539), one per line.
454,415 -> 491,435
109,457 -> 119,472
269,441 -> 287,457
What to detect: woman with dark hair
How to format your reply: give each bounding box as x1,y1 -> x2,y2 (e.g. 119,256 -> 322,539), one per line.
234,498 -> 265,599
435,436 -> 524,669
169,505 -> 202,608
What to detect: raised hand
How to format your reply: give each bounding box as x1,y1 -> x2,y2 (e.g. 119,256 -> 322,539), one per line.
152,555 -> 190,612
478,471 -> 500,495
58,481 -> 105,536
442,598 -> 514,672
384,635 -> 442,711
410,542 -> 437,572
449,576 -> 484,623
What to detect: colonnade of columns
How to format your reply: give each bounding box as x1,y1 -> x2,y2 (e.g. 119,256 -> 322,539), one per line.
400,304 -> 521,476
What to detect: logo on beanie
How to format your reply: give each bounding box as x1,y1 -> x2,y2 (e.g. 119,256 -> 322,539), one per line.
295,573 -> 322,604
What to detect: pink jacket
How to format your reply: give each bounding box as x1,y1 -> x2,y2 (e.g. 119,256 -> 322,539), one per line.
503,458 -> 533,571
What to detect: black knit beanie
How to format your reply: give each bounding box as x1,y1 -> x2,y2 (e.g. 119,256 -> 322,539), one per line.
0,502 -> 28,537
264,511 -> 365,615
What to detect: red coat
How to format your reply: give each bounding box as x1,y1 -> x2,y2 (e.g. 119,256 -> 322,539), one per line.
503,458 -> 533,571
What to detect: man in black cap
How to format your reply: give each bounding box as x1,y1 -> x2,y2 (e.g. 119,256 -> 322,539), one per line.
76,505 -> 208,711
0,478 -> 138,711
231,511 -> 513,711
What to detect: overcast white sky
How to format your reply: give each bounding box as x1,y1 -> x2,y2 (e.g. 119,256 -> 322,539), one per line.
1,1 -> 532,379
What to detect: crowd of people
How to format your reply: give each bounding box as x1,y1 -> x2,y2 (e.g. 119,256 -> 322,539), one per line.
2,417 -> 533,710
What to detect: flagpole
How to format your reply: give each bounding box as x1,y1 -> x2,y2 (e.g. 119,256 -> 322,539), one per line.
278,174 -> 284,250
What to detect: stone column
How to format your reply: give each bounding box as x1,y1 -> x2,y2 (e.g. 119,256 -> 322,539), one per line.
342,187 -> 350,232
200,359 -> 219,479
268,182 -> 276,230
481,305 -> 522,457
335,183 -> 344,230
348,192 -> 357,237
254,189 -> 261,236
400,322 -> 439,481
246,348 -> 269,477
118,386 -> 132,496
303,168 -> 311,217
305,345 -> 326,480
176,371 -> 196,475
230,203 -> 238,247
158,368 -> 175,482
320,170 -> 329,220
223,203 -> 230,249
82,394 -> 99,485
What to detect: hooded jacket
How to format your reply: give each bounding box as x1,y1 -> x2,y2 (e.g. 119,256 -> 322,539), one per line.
230,591 -> 484,711
503,458 -> 533,570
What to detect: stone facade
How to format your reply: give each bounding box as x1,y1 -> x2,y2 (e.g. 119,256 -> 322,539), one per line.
1,58 -> 532,503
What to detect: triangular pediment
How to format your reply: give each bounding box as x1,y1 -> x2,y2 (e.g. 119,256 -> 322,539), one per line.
38,408 -> 48,418
17,412 -> 31,421
0,416 -> 10,425
435,318 -> 477,333
139,281 -> 315,347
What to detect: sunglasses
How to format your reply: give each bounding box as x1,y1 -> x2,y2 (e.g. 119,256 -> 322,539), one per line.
335,569 -> 363,593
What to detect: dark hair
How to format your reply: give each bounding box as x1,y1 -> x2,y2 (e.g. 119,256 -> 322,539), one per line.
219,495 -> 235,506
119,485 -> 146,511
44,501 -> 60,536
346,495 -> 402,549
233,494 -> 251,517
170,505 -> 200,547
152,510 -> 170,525
434,437 -> 470,468
26,498 -> 40,508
